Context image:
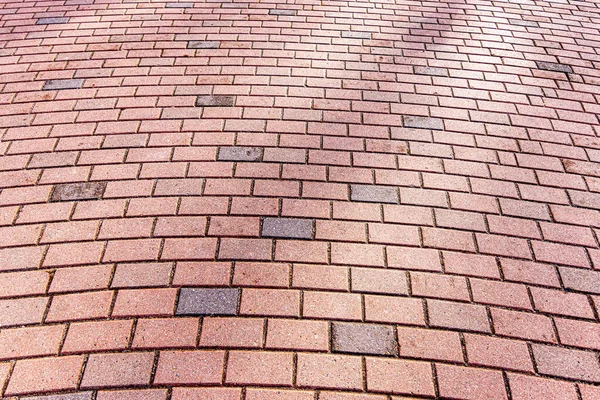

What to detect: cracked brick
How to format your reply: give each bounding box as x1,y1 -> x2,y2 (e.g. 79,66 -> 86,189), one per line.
218,147 -> 263,162
196,95 -> 235,107
414,66 -> 449,77
51,182 -> 106,202
351,184 -> 398,204
166,2 -> 193,7
332,322 -> 397,356
341,31 -> 371,39
262,218 -> 315,239
403,116 -> 444,130
269,9 -> 297,15
187,41 -> 220,49
36,17 -> 69,25
536,61 -> 573,74
176,288 -> 240,316
508,19 -> 539,27
42,79 -> 84,91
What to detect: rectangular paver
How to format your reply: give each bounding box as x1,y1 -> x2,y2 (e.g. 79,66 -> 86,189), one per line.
403,116 -> 444,130
176,288 -> 240,316
269,9 -> 297,15
187,41 -> 220,49
536,61 -> 573,74
37,17 -> 69,25
196,95 -> 235,106
262,218 -> 315,239
351,185 -> 398,204
42,79 -> 84,91
51,182 -> 106,202
332,322 -> 397,356
218,147 -> 263,162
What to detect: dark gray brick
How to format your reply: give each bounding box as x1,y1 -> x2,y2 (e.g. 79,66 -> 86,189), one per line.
176,288 -> 240,316
559,267 -> 600,295
403,116 -> 444,130
165,2 -> 193,7
218,147 -> 263,162
36,17 -> 70,25
351,185 -> 398,204
196,95 -> 235,107
262,218 -> 314,239
536,61 -> 573,74
188,40 -> 220,49
414,66 -> 448,77
269,9 -> 297,16
42,79 -> 84,91
508,19 -> 539,27
332,322 -> 397,356
341,31 -> 371,39
51,182 -> 106,202
23,393 -> 93,400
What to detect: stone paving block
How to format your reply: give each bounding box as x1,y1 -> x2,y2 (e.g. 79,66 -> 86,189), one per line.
218,147 -> 263,162
166,2 -> 193,7
332,322 -> 397,356
403,116 -> 444,130
42,79 -> 84,91
22,393 -> 93,400
351,184 -> 398,204
176,288 -> 240,316
36,17 -> 69,25
50,182 -> 106,202
341,31 -> 371,39
188,40 -> 220,49
508,19 -> 539,27
262,218 -> 315,239
536,61 -> 573,74
414,66 -> 448,77
558,267 -> 600,295
196,95 -> 235,107
269,9 -> 297,16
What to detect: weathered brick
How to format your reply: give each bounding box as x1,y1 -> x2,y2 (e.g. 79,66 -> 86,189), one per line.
532,344 -> 600,382
508,19 -> 539,27
414,66 -> 448,77
22,393 -> 93,400
536,61 -> 573,74
218,147 -> 263,161
351,184 -> 398,203
51,182 -> 106,202
341,31 -> 371,39
332,322 -> 397,356
403,116 -> 444,130
166,2 -> 193,7
269,9 -> 297,15
37,17 -> 70,25
262,218 -> 314,239
176,288 -> 240,316
188,40 -> 220,49
196,96 -> 235,107
43,79 -> 83,91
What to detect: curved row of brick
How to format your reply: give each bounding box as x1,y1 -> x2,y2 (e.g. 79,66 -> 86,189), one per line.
2,0 -> 600,397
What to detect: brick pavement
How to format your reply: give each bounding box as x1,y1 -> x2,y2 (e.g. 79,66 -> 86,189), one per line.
0,0 -> 600,397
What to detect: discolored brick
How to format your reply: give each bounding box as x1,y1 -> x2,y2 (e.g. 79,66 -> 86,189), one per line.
218,147 -> 263,161
332,322 -> 397,356
187,40 -> 220,49
269,9 -> 296,15
262,218 -> 314,239
414,66 -> 448,77
403,116 -> 444,130
508,19 -> 539,27
42,79 -> 83,90
536,61 -> 573,74
351,184 -> 398,204
166,2 -> 193,7
51,182 -> 106,202
196,95 -> 235,107
176,288 -> 240,316
532,344 -> 600,382
22,393 -> 93,400
341,31 -> 371,39
37,17 -> 70,25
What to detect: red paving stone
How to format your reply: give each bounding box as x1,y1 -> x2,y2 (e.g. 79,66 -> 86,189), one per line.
1,0 -> 600,397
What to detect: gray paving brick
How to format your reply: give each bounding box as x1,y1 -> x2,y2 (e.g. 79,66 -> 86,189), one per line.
269,9 -> 297,16
508,19 -> 539,27
403,116 -> 444,130
165,2 -> 193,7
414,66 -> 448,77
51,182 -> 106,202
176,288 -> 240,316
341,31 -> 371,39
218,147 -> 263,162
536,61 -> 573,74
262,218 -> 314,239
559,267 -> 600,295
188,40 -> 220,49
332,322 -> 397,356
196,95 -> 235,107
42,79 -> 84,91
351,184 -> 398,204
23,393 -> 93,400
36,17 -> 69,25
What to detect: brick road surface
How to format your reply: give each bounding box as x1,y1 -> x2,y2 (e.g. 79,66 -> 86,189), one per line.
1,0 -> 600,397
